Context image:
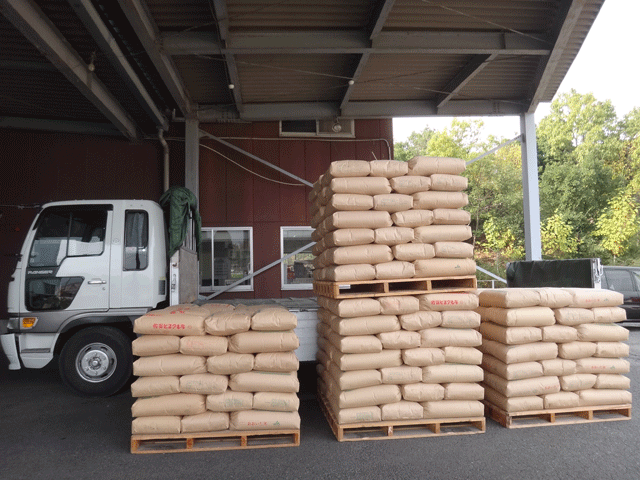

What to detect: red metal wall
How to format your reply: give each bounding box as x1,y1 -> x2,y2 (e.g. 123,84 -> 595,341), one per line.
198,119 -> 393,300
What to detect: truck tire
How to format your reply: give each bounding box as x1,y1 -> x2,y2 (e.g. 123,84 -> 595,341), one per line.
59,327 -> 132,397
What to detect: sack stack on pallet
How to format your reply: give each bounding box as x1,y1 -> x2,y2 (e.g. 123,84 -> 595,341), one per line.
310,158 -> 485,439
478,288 -> 632,422
130,303 -> 301,438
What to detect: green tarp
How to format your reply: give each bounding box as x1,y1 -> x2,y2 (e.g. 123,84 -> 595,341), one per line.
159,186 -> 202,259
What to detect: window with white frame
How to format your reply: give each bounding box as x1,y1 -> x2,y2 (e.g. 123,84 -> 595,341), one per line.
200,228 -> 253,291
281,227 -> 314,290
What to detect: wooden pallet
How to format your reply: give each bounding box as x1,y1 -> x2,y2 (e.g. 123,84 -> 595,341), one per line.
484,402 -> 632,429
318,392 -> 485,442
313,275 -> 477,299
131,429 -> 300,454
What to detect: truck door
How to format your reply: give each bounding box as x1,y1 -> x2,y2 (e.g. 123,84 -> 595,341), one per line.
26,205 -> 111,316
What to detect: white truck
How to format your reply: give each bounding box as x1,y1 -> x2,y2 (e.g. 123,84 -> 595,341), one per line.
1,197 -> 199,396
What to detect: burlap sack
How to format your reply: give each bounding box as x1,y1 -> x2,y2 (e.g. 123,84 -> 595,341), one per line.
413,225 -> 472,243
207,352 -> 254,375
160,305 -> 210,317
422,364 -> 484,383
375,261 -> 416,280
337,384 -> 402,409
250,308 -> 298,331
180,374 -> 229,395
380,366 -> 423,385
402,347 -> 446,367
132,393 -> 206,417
377,330 -> 421,349
443,346 -> 482,365
407,156 -> 466,176
205,312 -> 251,336
559,373 -> 597,391
329,177 -> 392,195
483,372 -> 560,398
253,352 -> 299,372
480,339 -> 558,364
319,264 -> 377,282
576,323 -> 629,342
134,311 -> 207,336
327,193 -> 374,211
578,389 -> 632,406
389,176 -> 431,194
200,303 -> 235,315
180,336 -> 228,356
133,354 -> 207,377
391,210 -> 434,228
422,400 -> 484,419
370,160 -> 409,178
335,349 -> 402,371
132,335 -> 181,357
392,243 -> 435,262
564,288 -> 624,308
329,160 -> 371,178
575,358 -> 630,374
334,406 -> 382,425
329,365 -> 382,390
479,323 -> 542,345
401,383 -> 445,402
399,311 -> 442,330
230,411 -> 301,431
440,310 -> 481,329
418,293 -> 479,311
541,325 -> 578,343
234,304 -> 282,316
478,306 -> 555,327
323,211 -> 393,231
592,306 -> 627,323
430,174 -> 468,192
228,331 -> 300,354
536,288 -> 573,308
412,191 -> 469,210
329,333 -> 383,354
378,295 -> 420,315
131,376 -> 180,397
557,341 -> 597,360
443,383 -> 484,401
229,371 -> 300,393
414,258 -> 476,278
540,358 -> 577,376
594,342 -> 629,358
483,386 -> 543,413
206,391 -> 253,412
330,315 -> 400,336
131,416 -> 181,435
253,392 -> 300,412
421,328 -> 482,348
372,194 -> 414,212
594,374 -> 630,390
374,227 -> 414,245
181,412 -> 230,433
543,392 -> 580,409
432,209 -> 471,225
482,354 -> 543,380
323,228 -> 375,247
433,242 -> 474,258
324,244 -> 393,265
381,401 -> 423,421
317,297 -> 381,318
554,308 -> 595,326
478,289 -> 541,308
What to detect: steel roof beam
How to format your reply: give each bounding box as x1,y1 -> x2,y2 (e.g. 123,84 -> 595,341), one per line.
117,0 -> 192,116
435,54 -> 495,108
0,117 -> 121,136
1,0 -> 138,139
67,0 -> 168,130
212,0 -> 243,114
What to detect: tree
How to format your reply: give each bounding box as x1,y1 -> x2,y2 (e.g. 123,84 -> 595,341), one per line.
394,128 -> 435,161
540,211 -> 579,258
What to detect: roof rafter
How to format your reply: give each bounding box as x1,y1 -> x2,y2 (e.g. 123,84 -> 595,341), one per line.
435,54 -> 496,109
212,0 -> 243,114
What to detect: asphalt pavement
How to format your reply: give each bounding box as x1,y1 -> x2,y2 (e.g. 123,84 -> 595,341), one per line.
2,329 -> 640,480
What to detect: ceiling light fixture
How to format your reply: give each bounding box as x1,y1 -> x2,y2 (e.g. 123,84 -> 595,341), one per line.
331,118 -> 342,133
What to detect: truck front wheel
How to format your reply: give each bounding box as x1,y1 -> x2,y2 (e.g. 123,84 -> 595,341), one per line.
59,327 -> 132,397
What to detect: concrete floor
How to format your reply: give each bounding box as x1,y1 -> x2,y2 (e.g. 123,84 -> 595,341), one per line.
1,328 -> 639,480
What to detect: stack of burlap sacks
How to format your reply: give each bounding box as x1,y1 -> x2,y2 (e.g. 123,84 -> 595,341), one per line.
478,288 -> 632,413
130,303 -> 301,435
311,158 -> 484,425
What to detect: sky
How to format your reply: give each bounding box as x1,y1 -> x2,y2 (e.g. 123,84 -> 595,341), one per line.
392,0 -> 640,143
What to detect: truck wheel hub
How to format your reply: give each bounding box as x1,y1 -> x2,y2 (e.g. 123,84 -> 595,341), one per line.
76,343 -> 117,383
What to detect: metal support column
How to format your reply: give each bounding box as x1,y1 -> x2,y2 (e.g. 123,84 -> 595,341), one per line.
520,113 -> 542,260
185,118 -> 200,200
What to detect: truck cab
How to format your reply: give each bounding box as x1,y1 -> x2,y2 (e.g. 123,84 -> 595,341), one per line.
1,200 -> 168,396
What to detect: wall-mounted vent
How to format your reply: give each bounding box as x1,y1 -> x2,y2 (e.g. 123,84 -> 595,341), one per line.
279,119 -> 355,138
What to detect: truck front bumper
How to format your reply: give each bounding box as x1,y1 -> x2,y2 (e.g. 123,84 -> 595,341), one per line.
0,334 -> 21,370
